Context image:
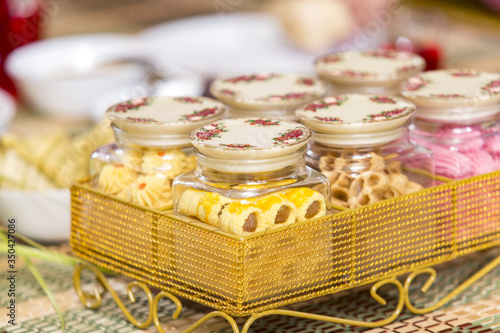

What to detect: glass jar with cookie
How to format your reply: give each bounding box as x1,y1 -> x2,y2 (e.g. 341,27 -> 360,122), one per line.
296,94 -> 434,210
172,118 -> 331,236
401,69 -> 500,180
90,96 -> 226,209
314,50 -> 425,96
209,73 -> 326,121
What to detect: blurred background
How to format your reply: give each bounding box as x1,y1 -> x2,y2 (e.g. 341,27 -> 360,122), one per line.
2,0 -> 500,123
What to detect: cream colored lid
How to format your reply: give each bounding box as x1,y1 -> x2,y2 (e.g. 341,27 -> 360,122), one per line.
209,73 -> 326,109
190,118 -> 310,160
401,70 -> 500,120
107,96 -> 226,135
315,50 -> 425,86
296,94 -> 415,146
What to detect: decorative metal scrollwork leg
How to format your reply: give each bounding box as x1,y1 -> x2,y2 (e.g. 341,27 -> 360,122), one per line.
404,254 -> 500,314
75,256 -> 500,333
73,263 -> 154,328
241,277 -> 405,333
183,311 -> 240,333
152,291 -> 183,332
152,291 -> 239,333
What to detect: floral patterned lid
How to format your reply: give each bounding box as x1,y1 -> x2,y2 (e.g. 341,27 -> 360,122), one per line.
190,118 -> 311,159
296,94 -> 415,146
315,50 -> 425,86
401,70 -> 500,119
107,96 -> 226,135
209,73 -> 326,109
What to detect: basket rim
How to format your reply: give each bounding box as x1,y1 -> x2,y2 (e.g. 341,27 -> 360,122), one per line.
72,171 -> 497,242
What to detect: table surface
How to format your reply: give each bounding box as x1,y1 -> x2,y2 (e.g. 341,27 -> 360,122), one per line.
1,246 -> 500,332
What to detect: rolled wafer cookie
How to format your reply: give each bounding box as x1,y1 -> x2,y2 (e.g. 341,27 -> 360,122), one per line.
246,194 -> 297,228
177,188 -> 208,217
196,192 -> 235,227
219,202 -> 266,234
280,188 -> 326,221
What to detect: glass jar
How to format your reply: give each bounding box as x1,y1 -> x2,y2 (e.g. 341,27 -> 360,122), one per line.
296,94 -> 434,209
209,73 -> 326,121
314,50 -> 425,96
90,96 -> 226,209
402,69 -> 500,180
173,118 -> 331,235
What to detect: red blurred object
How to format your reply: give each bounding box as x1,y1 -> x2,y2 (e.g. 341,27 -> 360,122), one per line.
416,42 -> 442,71
0,0 -> 16,97
0,0 -> 41,98
381,41 -> 442,71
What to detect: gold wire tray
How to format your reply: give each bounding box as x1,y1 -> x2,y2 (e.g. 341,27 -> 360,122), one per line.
70,171 -> 500,317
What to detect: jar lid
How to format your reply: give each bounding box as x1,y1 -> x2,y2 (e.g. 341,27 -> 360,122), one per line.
190,118 -> 311,160
315,50 -> 425,87
401,70 -> 500,118
296,94 -> 415,146
209,73 -> 326,109
107,96 -> 226,135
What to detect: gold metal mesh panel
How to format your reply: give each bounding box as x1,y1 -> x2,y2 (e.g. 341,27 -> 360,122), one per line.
455,173 -> 500,254
71,171 -> 500,316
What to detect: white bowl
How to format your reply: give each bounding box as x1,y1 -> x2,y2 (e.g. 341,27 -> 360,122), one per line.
139,12 -> 315,77
5,34 -> 147,119
0,88 -> 15,135
0,188 -> 71,243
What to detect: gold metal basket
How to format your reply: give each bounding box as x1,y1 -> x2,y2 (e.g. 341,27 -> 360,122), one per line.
70,171 -> 500,317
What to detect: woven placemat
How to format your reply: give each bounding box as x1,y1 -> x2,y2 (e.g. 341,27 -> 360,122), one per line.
1,246 -> 500,332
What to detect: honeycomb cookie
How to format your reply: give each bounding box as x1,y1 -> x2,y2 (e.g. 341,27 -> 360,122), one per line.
319,152 -> 425,209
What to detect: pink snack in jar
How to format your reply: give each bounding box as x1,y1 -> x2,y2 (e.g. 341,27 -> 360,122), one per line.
402,69 -> 500,180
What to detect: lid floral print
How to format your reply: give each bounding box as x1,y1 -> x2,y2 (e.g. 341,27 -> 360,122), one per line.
315,50 -> 425,82
107,96 -> 225,125
210,73 -> 326,106
190,118 -> 311,154
296,94 -> 415,127
296,94 -> 416,146
401,69 -> 500,106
